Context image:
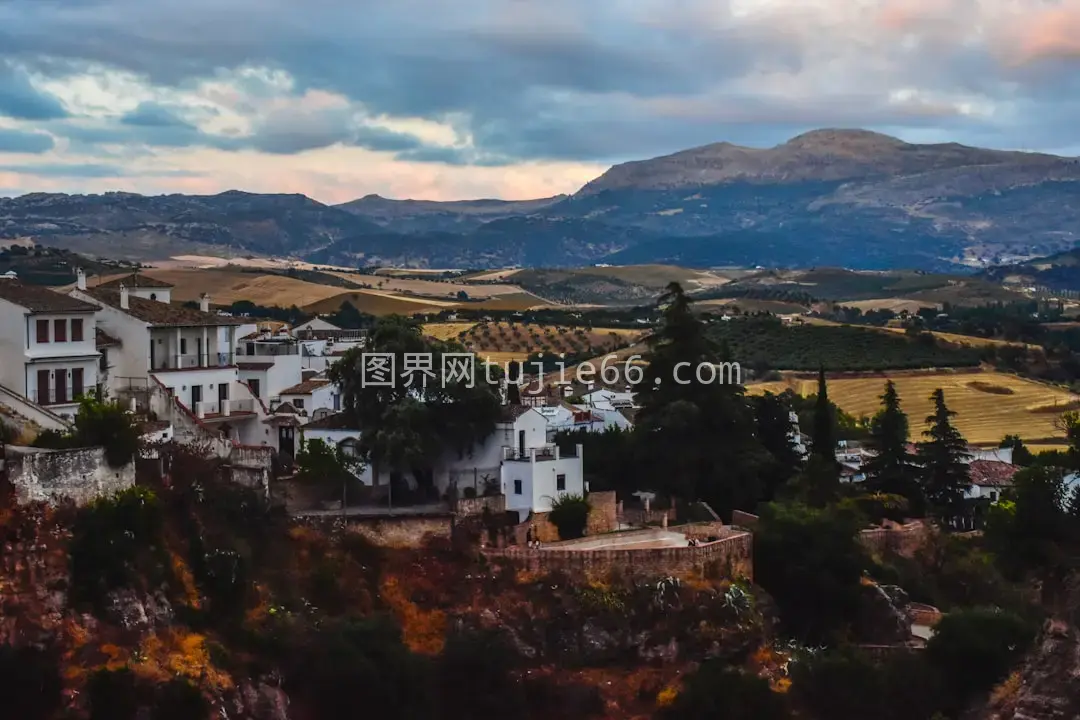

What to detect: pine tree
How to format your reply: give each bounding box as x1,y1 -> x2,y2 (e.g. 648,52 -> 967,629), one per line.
634,282 -> 769,513
916,389 -> 971,520
810,367 -> 835,462
863,380 -> 920,506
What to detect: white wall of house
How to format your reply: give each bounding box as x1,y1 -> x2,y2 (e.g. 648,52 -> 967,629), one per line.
501,446 -> 584,520
965,484 -> 1007,502
25,312 -> 97,360
25,358 -> 100,417
0,299 -> 27,392
279,383 -> 338,414
149,326 -> 234,371
152,366 -> 239,414
128,287 -> 171,303
71,297 -> 152,392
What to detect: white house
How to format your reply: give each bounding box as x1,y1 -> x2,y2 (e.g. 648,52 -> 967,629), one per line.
277,378 -> 340,416
301,404 -> 585,520
94,271 -> 174,304
235,330 -> 303,400
964,460 -> 1018,502
71,280 -> 276,450
0,277 -> 101,420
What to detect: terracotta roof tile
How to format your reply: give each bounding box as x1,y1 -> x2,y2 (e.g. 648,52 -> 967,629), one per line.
968,460 -> 1018,487
98,272 -> 174,289
82,288 -> 244,327
304,412 -> 354,430
499,404 -> 533,422
0,279 -> 99,313
280,378 -> 331,395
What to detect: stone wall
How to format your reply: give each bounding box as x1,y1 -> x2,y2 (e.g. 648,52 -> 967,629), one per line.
586,490 -> 618,534
858,521 -> 928,558
487,528 -> 753,581
453,494 -> 506,517
4,445 -> 135,505
728,511 -> 928,558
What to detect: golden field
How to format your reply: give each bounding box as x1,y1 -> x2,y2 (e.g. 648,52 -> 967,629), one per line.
423,321 -> 646,361
304,289 -> 457,316
421,322 -> 478,341
321,271 -> 530,299
748,371 -> 1080,444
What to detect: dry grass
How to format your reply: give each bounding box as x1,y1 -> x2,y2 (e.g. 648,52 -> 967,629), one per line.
843,298 -> 940,313
321,271 -> 527,299
803,316 -> 1028,348
304,289 -> 457,316
421,322 -> 478,341
462,269 -> 522,282
748,370 -> 1080,444
82,268 -> 347,307
584,264 -> 733,289
697,298 -> 808,314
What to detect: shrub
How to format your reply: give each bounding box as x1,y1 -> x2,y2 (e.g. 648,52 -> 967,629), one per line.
658,662 -> 790,720
926,607 -> 1037,715
548,493 -> 590,540
69,485 -> 167,609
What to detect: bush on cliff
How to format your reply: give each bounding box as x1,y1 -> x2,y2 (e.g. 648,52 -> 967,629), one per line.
658,661 -> 790,720
754,501 -> 869,643
548,493 -> 590,540
69,485 -> 169,609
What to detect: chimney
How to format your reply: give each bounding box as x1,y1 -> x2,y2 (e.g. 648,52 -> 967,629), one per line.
76,267 -> 86,291
119,283 -> 129,310
199,293 -> 210,313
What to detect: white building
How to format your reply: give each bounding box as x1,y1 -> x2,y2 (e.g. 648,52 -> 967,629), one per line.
277,378 -> 340,416
301,404 -> 585,520
94,271 -> 174,304
71,280 -> 277,451
235,330 -> 304,400
0,277 -> 101,420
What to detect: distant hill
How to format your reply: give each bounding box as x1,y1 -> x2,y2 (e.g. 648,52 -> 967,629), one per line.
980,248 -> 1080,291
0,243 -> 135,285
4,129 -> 1080,269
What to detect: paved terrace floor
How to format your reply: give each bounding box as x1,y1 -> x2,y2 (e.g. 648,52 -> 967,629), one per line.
544,529 -> 691,551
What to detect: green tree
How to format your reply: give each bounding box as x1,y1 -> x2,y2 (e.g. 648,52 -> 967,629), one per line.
547,493 -> 590,540
863,381 -> 920,509
295,438 -> 364,504
985,466 -> 1070,579
633,283 -> 769,514
916,389 -> 971,520
750,391 -> 802,502
1000,434 -> 1035,467
810,367 -> 835,462
926,607 -> 1036,716
330,316 -> 502,496
754,502 -> 868,643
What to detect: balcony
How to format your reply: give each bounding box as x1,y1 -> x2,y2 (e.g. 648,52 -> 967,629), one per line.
237,344 -> 300,357
152,353 -> 234,372
33,388 -> 88,406
194,398 -> 257,420
503,444 -> 577,462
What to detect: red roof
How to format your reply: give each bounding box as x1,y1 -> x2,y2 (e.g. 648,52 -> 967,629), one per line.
968,460 -> 1018,487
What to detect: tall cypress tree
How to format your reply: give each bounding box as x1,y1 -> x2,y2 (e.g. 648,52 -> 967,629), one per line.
635,282 -> 769,513
863,380 -> 920,506
810,367 -> 834,462
916,389 -> 971,519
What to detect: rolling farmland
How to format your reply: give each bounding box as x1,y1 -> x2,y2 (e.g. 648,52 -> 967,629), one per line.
748,370 -> 1080,444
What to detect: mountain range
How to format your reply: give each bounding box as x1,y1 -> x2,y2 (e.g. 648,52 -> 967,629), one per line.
3,129 -> 1079,271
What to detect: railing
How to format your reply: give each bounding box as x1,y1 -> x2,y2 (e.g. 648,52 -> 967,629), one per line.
503,444 -> 576,461
194,398 -> 256,418
34,389 -> 85,405
237,345 -> 300,357
152,352 -> 234,371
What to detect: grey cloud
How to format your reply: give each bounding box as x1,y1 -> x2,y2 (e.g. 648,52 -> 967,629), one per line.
0,60 -> 68,120
0,127 -> 54,153
120,101 -> 195,128
0,162 -> 201,178
0,0 -> 1078,165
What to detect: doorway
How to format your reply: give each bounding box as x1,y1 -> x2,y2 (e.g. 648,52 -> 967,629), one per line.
190,384 -> 202,410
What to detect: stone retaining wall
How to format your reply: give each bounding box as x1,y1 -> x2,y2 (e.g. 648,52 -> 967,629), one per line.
4,445 -> 134,505
486,528 -> 753,581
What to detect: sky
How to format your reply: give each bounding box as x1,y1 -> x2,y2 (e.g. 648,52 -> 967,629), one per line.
0,0 -> 1078,203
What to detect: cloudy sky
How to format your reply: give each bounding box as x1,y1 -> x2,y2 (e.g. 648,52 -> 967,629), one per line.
1,0 -> 1078,203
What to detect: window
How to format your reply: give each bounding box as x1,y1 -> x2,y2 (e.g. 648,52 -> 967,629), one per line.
248,379 -> 260,398
36,319 -> 49,343
294,398 -> 305,409
54,319 -> 67,342
556,474 -> 566,491
71,318 -> 84,342
149,293 -> 157,301
513,479 -> 523,495
180,338 -> 188,355
990,491 -> 998,501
